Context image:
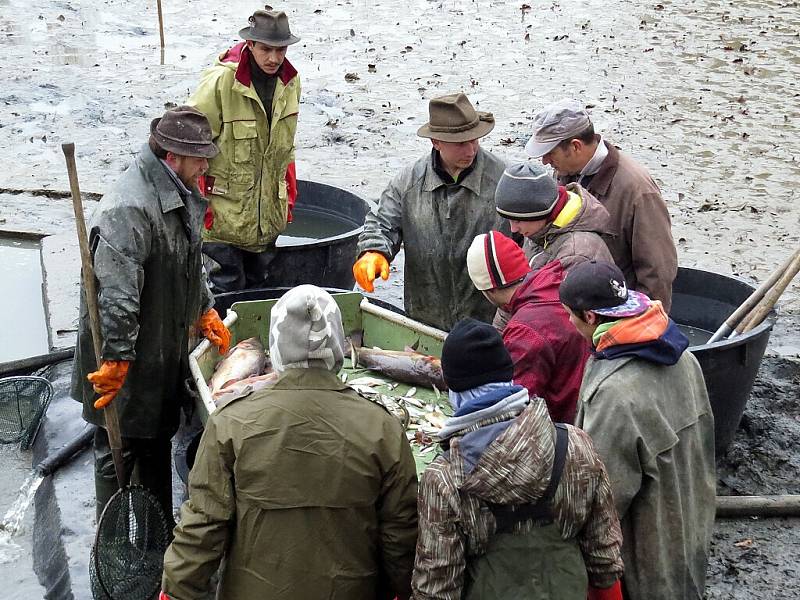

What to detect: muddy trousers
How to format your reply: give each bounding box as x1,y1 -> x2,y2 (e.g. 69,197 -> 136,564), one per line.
93,427 -> 174,527
202,242 -> 277,293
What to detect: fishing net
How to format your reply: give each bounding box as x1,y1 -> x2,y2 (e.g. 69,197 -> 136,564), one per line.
90,485 -> 172,600
0,376 -> 52,450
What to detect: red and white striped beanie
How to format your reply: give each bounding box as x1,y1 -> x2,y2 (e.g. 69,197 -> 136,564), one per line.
466,230 -> 531,291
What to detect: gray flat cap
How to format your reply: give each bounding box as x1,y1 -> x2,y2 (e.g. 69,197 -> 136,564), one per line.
525,99 -> 591,158
495,162 -> 558,220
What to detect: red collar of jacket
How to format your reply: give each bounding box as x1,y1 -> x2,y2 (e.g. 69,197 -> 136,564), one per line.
220,41 -> 299,87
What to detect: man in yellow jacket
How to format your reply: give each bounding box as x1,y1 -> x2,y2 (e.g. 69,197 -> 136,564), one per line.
189,8 -> 301,292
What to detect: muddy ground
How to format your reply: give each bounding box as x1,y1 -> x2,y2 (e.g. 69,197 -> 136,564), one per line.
708,355 -> 800,600
0,0 -> 799,598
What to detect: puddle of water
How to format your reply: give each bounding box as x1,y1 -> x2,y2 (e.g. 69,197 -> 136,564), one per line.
0,471 -> 43,565
678,324 -> 714,347
276,209 -> 359,247
0,237 -> 49,363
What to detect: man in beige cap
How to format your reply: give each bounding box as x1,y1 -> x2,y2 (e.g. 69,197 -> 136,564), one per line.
190,7 -> 301,293
526,99 -> 678,311
354,93 -> 511,331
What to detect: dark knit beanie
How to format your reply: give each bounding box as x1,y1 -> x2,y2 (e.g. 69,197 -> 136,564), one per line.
442,318 -> 515,392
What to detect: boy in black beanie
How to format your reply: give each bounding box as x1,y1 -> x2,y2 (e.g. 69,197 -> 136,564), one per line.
412,318 -> 624,600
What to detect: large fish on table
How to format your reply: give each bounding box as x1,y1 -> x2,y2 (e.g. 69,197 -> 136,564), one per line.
354,347 -> 447,391
209,337 -> 268,396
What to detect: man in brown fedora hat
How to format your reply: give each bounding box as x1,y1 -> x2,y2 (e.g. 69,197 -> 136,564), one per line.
355,92 -> 511,331
71,106 -> 231,523
189,6 -> 301,293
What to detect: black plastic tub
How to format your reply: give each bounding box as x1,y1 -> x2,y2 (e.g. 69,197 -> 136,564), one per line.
670,267 -> 776,455
265,180 -> 368,289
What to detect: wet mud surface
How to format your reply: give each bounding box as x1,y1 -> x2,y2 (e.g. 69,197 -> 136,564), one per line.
1,0 -> 799,598
717,355 -> 800,497
707,355 -> 800,599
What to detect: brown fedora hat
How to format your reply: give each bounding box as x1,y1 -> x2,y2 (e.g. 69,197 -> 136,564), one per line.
150,106 -> 218,159
239,8 -> 300,46
417,93 -> 495,142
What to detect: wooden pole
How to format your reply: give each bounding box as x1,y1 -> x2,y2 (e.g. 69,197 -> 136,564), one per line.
707,248 -> 800,343
157,0 -> 165,65
61,143 -> 127,488
733,249 -> 800,337
716,494 -> 800,518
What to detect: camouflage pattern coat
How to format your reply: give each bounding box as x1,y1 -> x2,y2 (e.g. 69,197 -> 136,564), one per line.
413,396 -> 624,599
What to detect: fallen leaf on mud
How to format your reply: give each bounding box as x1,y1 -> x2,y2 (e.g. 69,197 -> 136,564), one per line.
344,72 -> 360,82
734,538 -> 754,548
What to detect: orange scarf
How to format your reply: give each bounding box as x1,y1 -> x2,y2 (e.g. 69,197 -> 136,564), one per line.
595,301 -> 668,352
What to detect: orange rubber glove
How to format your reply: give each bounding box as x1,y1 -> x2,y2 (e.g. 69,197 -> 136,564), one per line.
588,580 -> 622,600
87,360 -> 131,409
199,308 -> 231,355
353,251 -> 390,293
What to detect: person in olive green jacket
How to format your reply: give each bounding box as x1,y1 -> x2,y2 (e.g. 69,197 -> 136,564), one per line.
189,8 -> 301,292
161,285 -> 419,600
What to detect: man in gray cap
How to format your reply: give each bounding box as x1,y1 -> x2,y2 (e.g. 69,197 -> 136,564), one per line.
71,106 -> 230,522
526,99 -> 678,311
355,92 -> 511,331
162,285 -> 419,600
190,7 -> 302,292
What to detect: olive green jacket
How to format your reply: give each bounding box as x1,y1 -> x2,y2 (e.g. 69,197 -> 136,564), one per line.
357,148 -> 509,331
575,352 -> 716,600
162,368 -> 419,600
70,144 -> 213,438
189,43 -> 301,252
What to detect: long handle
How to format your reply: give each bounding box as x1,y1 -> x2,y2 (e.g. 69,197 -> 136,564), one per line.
735,249 -> 800,336
62,143 -> 127,488
707,247 -> 800,343
157,0 -> 165,65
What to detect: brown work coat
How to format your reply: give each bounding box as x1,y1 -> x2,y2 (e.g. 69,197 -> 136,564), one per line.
523,183 -> 614,273
565,142 -> 677,312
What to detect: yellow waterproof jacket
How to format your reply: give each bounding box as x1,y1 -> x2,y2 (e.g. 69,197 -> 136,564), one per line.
189,42 -> 301,252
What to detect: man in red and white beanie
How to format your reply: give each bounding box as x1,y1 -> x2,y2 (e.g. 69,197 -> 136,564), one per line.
466,230 -> 590,422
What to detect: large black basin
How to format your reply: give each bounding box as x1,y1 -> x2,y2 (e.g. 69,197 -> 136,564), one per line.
671,267 -> 776,455
262,179 -> 368,289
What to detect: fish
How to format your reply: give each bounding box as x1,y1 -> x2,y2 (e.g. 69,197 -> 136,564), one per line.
209,337 -> 268,396
212,372 -> 278,404
354,347 -> 447,391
